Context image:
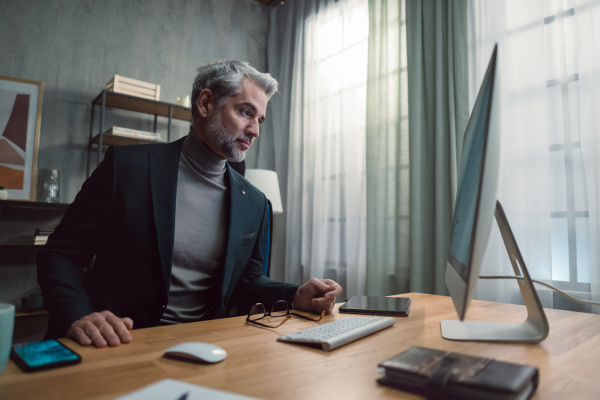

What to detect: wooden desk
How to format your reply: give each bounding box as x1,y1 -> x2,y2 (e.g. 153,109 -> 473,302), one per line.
1,293 -> 599,399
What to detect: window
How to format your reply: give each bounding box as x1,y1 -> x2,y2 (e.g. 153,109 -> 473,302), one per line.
469,0 -> 600,309
298,0 -> 369,290
500,1 -> 596,294
540,3 -> 590,292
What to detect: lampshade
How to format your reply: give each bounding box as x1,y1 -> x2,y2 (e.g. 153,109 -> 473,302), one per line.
245,169 -> 283,214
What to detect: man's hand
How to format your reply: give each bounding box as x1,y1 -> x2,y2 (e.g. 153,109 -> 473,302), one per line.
67,310 -> 133,347
292,278 -> 343,314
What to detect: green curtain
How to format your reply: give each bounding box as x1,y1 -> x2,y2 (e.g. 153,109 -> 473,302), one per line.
366,0 -> 410,296
366,0 -> 469,295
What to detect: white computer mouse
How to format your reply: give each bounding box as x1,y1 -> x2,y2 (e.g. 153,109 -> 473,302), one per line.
163,342 -> 227,364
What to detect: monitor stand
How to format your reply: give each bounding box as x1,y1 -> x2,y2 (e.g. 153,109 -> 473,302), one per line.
441,201 -> 550,343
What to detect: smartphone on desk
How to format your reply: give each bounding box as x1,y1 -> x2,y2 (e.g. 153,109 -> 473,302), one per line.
339,295 -> 411,317
11,339 -> 81,372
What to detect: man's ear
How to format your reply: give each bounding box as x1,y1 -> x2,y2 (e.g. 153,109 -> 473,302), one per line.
197,88 -> 215,118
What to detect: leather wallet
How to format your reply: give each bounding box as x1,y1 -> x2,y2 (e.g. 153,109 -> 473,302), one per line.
377,346 -> 539,400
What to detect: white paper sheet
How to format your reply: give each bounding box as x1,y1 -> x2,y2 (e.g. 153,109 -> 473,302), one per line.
115,379 -> 262,400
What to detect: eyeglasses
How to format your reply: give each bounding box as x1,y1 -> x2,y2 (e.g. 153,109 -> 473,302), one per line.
246,300 -> 325,328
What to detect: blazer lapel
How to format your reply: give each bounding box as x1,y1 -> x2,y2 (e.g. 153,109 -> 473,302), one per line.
221,165 -> 248,301
149,138 -> 185,294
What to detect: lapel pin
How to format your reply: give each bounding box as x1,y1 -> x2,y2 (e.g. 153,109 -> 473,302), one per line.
242,190 -> 246,195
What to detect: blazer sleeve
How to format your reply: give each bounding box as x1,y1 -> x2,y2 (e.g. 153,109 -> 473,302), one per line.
37,146 -> 117,338
230,197 -> 299,314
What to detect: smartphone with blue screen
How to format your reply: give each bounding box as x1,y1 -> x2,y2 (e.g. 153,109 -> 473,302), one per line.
10,339 -> 81,372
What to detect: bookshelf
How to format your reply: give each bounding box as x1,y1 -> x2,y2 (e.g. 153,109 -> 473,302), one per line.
86,90 -> 192,176
0,200 -> 70,342
0,200 -> 69,245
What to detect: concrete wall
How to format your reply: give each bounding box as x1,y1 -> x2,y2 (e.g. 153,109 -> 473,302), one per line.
0,0 -> 271,202
0,0 -> 273,340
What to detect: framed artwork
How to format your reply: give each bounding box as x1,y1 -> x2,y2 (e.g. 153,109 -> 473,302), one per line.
0,76 -> 44,201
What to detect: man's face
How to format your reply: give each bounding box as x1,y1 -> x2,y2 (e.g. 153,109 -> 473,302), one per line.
204,79 -> 267,162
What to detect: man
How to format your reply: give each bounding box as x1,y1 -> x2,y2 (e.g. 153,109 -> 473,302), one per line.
37,60 -> 342,347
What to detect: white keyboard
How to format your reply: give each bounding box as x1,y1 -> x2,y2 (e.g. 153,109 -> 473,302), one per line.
277,316 -> 395,351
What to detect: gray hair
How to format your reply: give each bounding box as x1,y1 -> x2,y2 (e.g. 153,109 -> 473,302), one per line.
191,60 -> 278,117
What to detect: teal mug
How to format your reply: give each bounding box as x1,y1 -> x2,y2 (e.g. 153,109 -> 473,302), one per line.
0,303 -> 15,374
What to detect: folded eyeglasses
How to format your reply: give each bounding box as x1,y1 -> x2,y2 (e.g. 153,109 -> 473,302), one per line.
246,300 -> 324,328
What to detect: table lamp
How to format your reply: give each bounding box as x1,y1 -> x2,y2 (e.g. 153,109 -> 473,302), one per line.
244,169 -> 283,214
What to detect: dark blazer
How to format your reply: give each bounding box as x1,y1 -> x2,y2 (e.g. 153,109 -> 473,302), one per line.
37,137 -> 298,338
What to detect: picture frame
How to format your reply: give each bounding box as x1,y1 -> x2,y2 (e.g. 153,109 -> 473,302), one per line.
0,76 -> 44,201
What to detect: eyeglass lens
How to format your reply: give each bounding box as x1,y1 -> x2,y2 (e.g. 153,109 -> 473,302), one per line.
248,300 -> 290,321
270,300 -> 289,317
248,303 -> 266,320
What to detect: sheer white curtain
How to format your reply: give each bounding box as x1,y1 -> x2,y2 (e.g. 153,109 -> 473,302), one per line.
469,0 -> 600,312
285,0 -> 369,299
576,0 -> 600,312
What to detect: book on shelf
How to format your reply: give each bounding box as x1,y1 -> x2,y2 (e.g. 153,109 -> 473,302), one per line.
34,236 -> 48,243
35,228 -> 53,236
377,346 -> 539,400
104,126 -> 162,141
33,228 -> 53,245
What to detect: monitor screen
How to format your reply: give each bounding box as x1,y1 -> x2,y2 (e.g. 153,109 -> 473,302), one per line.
444,44 -> 500,321
448,54 -> 495,282
442,45 -> 549,343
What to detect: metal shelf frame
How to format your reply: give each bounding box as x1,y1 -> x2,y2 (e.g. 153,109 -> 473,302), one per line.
86,90 -> 192,176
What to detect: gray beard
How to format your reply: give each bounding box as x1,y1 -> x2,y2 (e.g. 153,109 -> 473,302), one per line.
205,111 -> 248,162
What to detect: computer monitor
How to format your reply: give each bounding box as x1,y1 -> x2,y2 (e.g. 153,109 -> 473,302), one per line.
441,44 -> 549,343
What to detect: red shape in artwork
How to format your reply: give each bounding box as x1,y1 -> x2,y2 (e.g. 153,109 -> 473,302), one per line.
2,93 -> 30,152
0,138 -> 25,165
0,165 -> 24,190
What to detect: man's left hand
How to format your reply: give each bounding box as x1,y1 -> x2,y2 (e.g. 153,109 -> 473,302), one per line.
293,278 -> 342,314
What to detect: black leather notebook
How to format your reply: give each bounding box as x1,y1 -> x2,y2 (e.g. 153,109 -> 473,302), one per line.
338,295 -> 411,317
377,346 -> 539,400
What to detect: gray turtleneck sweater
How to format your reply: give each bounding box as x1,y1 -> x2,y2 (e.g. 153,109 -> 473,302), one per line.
160,132 -> 228,324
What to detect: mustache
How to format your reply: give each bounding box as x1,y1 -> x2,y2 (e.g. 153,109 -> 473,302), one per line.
235,135 -> 253,143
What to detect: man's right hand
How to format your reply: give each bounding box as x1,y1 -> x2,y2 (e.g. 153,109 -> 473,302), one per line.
67,310 -> 133,347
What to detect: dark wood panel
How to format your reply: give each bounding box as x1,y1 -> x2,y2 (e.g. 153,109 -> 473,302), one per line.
253,0 -> 286,7
92,91 -> 192,121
